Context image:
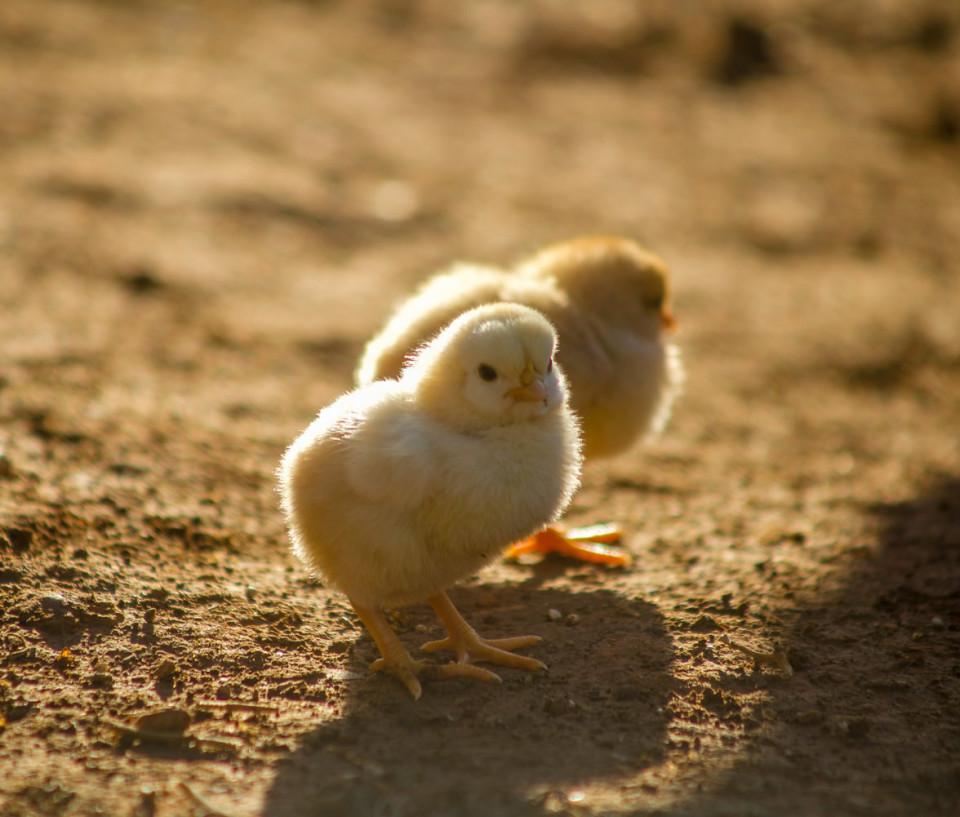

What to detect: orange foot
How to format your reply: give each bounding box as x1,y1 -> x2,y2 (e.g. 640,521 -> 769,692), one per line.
504,523 -> 630,567
352,598 -> 503,700
420,592 -> 546,676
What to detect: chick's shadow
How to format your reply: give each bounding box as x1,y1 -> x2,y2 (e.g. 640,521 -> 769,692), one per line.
264,581 -> 676,817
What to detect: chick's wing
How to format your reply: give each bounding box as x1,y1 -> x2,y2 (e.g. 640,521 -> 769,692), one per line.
339,388 -> 440,510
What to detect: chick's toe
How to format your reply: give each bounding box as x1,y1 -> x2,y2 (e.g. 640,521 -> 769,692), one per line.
351,599 -> 426,699
354,598 -> 506,699
504,524 -> 630,567
420,593 -> 547,673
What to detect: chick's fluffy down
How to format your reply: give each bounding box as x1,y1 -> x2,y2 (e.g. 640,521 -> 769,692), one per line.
279,306 -> 581,609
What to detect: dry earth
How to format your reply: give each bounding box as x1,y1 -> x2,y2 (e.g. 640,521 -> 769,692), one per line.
1,1 -> 960,815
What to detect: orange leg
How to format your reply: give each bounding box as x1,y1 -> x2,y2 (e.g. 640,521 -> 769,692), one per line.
350,598 -> 499,700
420,591 -> 546,674
503,523 -> 630,567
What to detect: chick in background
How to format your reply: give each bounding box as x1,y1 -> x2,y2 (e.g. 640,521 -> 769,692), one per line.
279,303 -> 581,699
357,236 -> 683,567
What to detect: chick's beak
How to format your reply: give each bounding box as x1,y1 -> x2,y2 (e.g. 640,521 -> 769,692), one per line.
506,378 -> 548,403
661,306 -> 678,331
506,363 -> 548,403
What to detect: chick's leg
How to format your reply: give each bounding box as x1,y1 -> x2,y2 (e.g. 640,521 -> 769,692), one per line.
350,599 -> 500,700
503,523 -> 630,567
421,592 -> 547,673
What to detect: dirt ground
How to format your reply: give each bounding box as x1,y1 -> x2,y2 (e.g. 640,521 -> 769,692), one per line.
1,1 -> 959,815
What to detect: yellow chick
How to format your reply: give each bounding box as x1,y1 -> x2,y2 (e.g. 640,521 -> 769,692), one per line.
279,303 -> 581,699
356,236 -> 682,567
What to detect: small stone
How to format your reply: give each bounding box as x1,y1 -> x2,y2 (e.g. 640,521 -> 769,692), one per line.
847,718 -> 871,739
689,614 -> 721,633
543,696 -> 577,716
136,707 -> 191,735
89,672 -> 114,689
154,659 -> 177,680
547,608 -> 563,622
794,708 -> 823,726
2,528 -> 33,553
830,717 -> 870,739
370,180 -> 419,222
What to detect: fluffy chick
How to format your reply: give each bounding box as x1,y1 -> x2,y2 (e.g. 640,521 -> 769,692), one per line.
356,235 -> 683,566
279,303 -> 581,699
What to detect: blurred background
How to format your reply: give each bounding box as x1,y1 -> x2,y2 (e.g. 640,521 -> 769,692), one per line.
3,0 -> 958,360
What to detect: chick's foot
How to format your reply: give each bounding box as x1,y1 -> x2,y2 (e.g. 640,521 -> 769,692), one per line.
503,523 -> 630,567
351,599 -> 502,700
350,599 -> 425,699
421,592 -> 547,673
369,655 -> 502,696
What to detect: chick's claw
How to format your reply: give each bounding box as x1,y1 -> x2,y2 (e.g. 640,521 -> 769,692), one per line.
351,600 -> 432,699
504,524 -> 631,567
369,654 -> 505,699
369,655 -> 425,701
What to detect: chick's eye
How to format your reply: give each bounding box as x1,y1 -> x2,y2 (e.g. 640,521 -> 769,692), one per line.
477,364 -> 498,382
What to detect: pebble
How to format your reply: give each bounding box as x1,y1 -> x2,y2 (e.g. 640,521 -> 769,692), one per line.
136,708 -> 191,735
794,708 -> 823,726
154,659 -> 177,680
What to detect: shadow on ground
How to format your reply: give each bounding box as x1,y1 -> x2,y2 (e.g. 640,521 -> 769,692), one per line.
265,584 -> 675,817
666,475 -> 960,817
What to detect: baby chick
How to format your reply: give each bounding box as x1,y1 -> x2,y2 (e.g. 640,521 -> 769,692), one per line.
279,303 -> 581,699
356,236 -> 683,566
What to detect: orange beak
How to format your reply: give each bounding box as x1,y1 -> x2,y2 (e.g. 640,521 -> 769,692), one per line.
661,307 -> 678,331
506,379 -> 548,403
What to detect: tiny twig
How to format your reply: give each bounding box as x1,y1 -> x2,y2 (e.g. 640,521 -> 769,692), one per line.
179,781 -> 245,817
191,734 -> 245,751
103,720 -> 243,752
195,699 -> 280,714
720,634 -> 794,678
103,719 -> 186,745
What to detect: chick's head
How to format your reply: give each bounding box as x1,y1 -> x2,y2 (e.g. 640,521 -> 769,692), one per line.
406,303 -> 566,430
520,236 -> 677,340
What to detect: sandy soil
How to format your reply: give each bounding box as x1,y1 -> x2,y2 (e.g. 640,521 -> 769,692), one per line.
2,1 -> 960,815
